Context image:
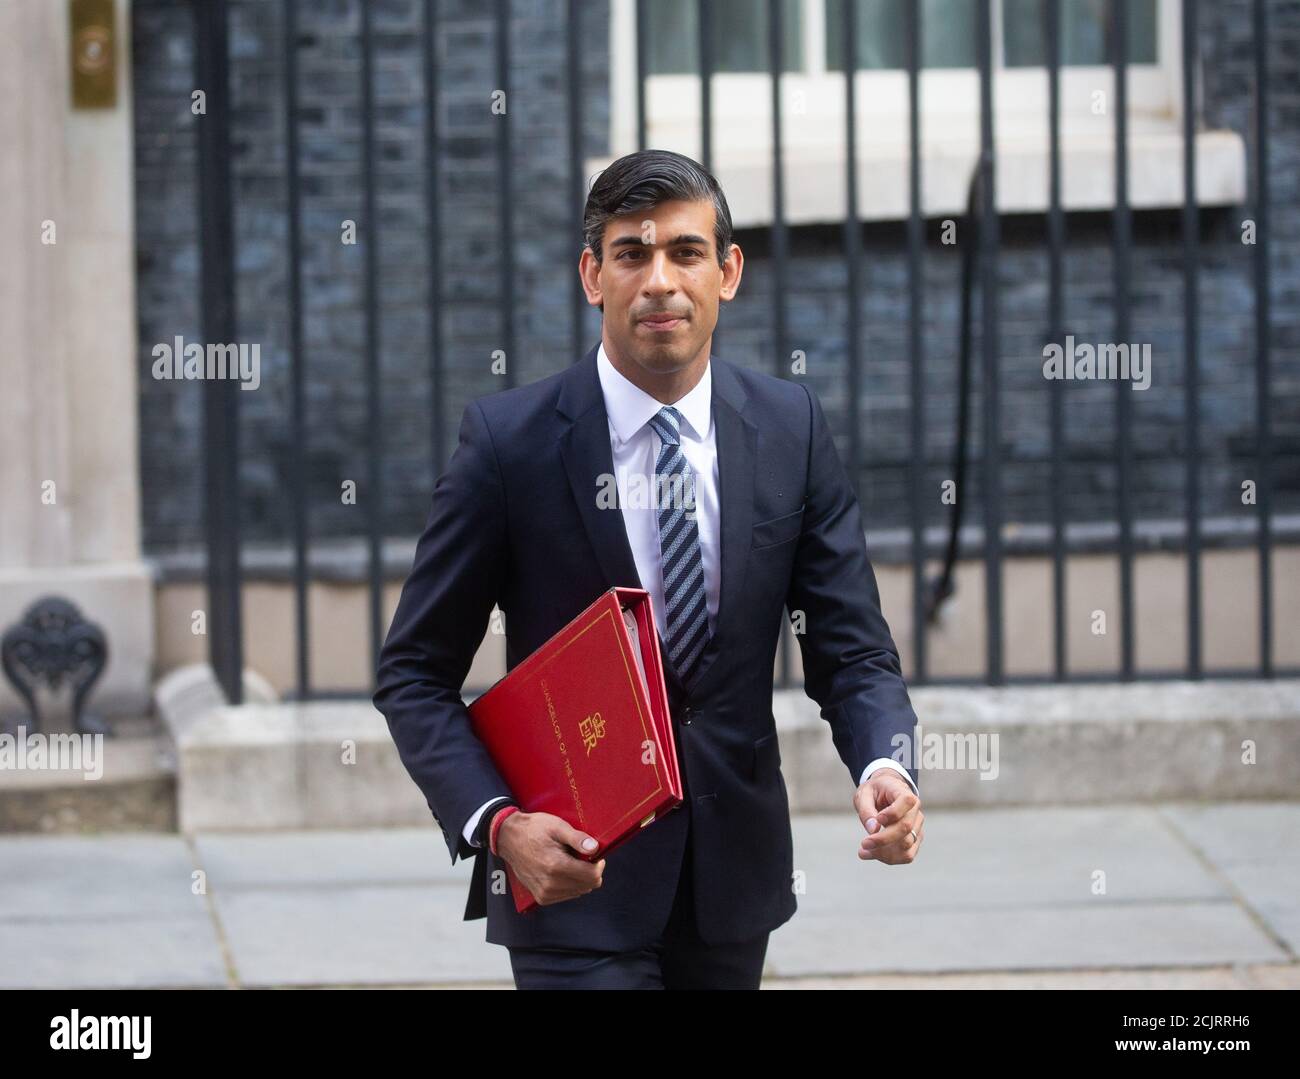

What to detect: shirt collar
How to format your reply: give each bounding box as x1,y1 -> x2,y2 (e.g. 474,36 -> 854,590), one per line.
596,340 -> 712,447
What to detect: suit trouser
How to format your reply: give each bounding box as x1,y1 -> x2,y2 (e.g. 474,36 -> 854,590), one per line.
506,819 -> 769,989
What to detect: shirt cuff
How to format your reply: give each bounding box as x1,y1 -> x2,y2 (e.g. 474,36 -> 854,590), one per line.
858,758 -> 918,796
463,796 -> 513,848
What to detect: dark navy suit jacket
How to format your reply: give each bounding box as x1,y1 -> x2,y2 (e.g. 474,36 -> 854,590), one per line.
373,342 -> 919,952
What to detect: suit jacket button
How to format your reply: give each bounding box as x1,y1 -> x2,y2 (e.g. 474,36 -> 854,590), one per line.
682,707 -> 695,725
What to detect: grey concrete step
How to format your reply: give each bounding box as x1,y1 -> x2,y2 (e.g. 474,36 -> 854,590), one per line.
779,678 -> 1300,811
0,715 -> 176,834
157,669 -> 1300,829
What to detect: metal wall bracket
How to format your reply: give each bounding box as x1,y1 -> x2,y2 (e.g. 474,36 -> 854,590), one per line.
1,596 -> 109,737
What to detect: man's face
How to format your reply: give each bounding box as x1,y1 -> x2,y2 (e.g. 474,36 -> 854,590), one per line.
580,198 -> 742,375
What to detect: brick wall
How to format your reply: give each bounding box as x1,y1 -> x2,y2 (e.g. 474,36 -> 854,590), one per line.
131,0 -> 1299,559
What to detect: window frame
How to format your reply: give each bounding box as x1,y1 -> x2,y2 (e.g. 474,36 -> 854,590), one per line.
599,0 -> 1244,225
609,0 -> 1186,158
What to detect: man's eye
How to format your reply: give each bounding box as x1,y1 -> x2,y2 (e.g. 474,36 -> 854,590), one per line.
617,248 -> 703,259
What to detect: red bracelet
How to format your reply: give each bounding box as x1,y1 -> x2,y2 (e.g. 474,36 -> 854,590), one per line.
488,805 -> 519,856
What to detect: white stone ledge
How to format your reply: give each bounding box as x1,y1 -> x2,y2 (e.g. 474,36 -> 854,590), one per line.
160,677 -> 1300,831
586,128 -> 1247,227
777,679 -> 1300,812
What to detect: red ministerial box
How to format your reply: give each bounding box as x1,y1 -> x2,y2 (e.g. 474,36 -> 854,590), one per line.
467,586 -> 683,913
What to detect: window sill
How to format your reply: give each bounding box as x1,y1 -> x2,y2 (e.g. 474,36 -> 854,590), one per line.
585,127 -> 1245,228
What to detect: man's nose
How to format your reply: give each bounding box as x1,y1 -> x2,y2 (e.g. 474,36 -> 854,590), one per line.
642,250 -> 676,293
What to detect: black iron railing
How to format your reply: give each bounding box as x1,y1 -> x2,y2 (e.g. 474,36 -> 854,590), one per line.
190,0 -> 1284,702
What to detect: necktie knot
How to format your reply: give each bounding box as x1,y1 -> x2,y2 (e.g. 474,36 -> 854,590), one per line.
647,405 -> 682,447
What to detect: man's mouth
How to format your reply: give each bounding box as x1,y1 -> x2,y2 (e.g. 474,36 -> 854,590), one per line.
640,314 -> 686,331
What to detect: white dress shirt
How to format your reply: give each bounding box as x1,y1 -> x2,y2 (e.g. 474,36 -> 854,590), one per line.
596,340 -> 721,644
462,343 -> 917,849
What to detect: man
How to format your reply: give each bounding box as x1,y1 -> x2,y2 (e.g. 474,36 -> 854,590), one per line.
374,148 -> 923,990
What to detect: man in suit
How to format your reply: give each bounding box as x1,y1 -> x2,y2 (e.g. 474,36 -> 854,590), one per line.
374,148 -> 924,989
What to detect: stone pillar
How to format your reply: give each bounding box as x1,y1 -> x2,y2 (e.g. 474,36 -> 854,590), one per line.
0,0 -> 154,721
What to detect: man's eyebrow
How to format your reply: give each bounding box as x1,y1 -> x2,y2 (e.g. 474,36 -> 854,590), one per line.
608,232 -> 711,249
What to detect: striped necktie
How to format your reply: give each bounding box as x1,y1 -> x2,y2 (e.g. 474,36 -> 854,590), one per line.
646,405 -> 711,684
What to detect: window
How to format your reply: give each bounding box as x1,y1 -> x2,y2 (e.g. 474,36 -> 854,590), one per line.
646,0 -> 804,74
601,0 -> 1245,225
1001,0 -> 1156,67
822,0 -> 1158,71
825,0 -> 982,70
639,1 -> 1158,75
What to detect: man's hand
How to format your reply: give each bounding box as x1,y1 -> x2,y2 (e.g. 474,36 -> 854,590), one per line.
853,770 -> 923,865
494,809 -> 606,905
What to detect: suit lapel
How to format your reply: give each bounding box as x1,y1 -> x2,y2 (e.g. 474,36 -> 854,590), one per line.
556,343 -> 755,700
557,345 -> 645,597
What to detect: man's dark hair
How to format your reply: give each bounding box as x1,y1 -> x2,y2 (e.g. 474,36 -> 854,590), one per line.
583,149 -> 733,270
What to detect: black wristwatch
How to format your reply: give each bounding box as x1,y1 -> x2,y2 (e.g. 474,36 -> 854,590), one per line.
474,798 -> 515,848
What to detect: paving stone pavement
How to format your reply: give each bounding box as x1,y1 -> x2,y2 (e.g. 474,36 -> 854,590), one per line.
1,802 -> 1295,989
